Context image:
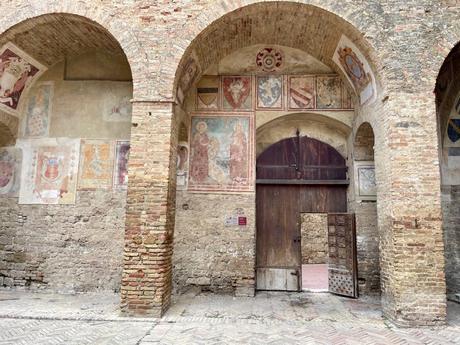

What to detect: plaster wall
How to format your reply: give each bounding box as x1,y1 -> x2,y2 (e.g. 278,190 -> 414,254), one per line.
0,51 -> 132,292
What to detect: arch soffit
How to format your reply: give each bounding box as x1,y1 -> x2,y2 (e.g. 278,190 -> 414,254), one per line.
172,1 -> 385,102
0,2 -> 145,98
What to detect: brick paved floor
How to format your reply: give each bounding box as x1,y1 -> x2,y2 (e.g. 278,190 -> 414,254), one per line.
0,289 -> 459,344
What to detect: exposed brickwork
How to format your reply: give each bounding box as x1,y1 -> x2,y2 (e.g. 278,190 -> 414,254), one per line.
0,191 -> 126,292
121,101 -> 178,317
0,0 -> 458,326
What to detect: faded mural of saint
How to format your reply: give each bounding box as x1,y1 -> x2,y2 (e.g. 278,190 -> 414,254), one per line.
189,115 -> 253,192
23,82 -> 53,138
0,147 -> 22,197
257,76 -> 283,109
78,140 -> 114,190
114,140 -> 130,189
0,43 -> 45,115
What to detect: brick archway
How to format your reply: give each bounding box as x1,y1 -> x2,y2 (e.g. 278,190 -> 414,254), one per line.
0,1 -> 147,100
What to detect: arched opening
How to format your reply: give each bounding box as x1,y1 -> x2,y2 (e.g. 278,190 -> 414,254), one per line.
435,43 -> 460,305
256,135 -> 349,292
352,122 -> 380,294
171,2 -> 382,304
0,13 -> 133,292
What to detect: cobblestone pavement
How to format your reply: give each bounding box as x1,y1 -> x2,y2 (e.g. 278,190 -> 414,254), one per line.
0,289 -> 459,344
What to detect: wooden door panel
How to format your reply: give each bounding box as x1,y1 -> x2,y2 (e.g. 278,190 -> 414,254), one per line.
256,184 -> 301,291
256,268 -> 300,291
327,213 -> 358,298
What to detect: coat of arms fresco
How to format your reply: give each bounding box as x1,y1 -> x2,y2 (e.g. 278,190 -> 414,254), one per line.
316,76 -> 342,109
333,35 -> 376,105
188,114 -> 254,192
257,76 -> 283,109
222,76 -> 252,110
196,76 -> 219,110
288,76 -> 316,109
0,42 -> 46,115
354,161 -> 377,201
18,138 -> 80,204
0,147 -> 22,197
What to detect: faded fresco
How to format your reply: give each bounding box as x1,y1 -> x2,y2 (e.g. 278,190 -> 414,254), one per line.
0,147 -> 22,197
18,138 -> 80,204
255,47 -> 283,72
342,87 -> 353,109
222,76 -> 252,110
114,140 -> 130,189
288,76 -> 315,109
23,82 -> 53,137
0,42 -> 46,115
196,76 -> 219,110
448,119 -> 460,143
102,82 -> 132,122
257,76 -> 283,109
78,140 -> 114,190
355,161 -> 376,200
177,56 -> 200,104
333,35 -> 376,105
176,141 -> 189,189
316,76 -> 342,109
188,115 -> 253,192
105,96 -> 132,122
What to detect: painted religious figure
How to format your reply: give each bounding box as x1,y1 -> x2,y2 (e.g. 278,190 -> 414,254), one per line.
0,42 -> 46,115
316,76 -> 342,109
114,140 -> 130,189
176,141 -> 189,189
333,35 -> 376,105
222,76 -> 252,110
189,115 -> 253,192
0,147 -> 22,197
78,140 -> 114,190
257,76 -> 283,109
288,76 -> 315,109
23,82 -> 53,137
18,138 -> 80,204
196,76 -> 220,110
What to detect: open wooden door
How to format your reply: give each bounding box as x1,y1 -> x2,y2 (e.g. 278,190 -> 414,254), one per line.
327,213 -> 358,298
256,135 -> 349,292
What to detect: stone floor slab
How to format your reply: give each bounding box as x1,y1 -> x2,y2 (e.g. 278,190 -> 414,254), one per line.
0,289 -> 459,344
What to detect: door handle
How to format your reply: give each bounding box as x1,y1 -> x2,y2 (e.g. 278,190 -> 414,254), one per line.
290,271 -> 299,276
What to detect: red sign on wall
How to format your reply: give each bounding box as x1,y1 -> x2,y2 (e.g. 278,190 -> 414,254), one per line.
238,216 -> 247,226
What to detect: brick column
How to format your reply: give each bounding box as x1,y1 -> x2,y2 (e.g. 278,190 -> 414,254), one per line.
121,101 -> 178,317
378,92 -> 447,326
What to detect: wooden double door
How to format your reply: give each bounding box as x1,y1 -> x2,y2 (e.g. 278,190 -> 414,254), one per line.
256,136 -> 358,297
256,184 -> 349,291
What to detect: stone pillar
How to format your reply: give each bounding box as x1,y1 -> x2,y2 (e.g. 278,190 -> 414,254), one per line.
378,91 -> 447,326
121,101 -> 178,317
